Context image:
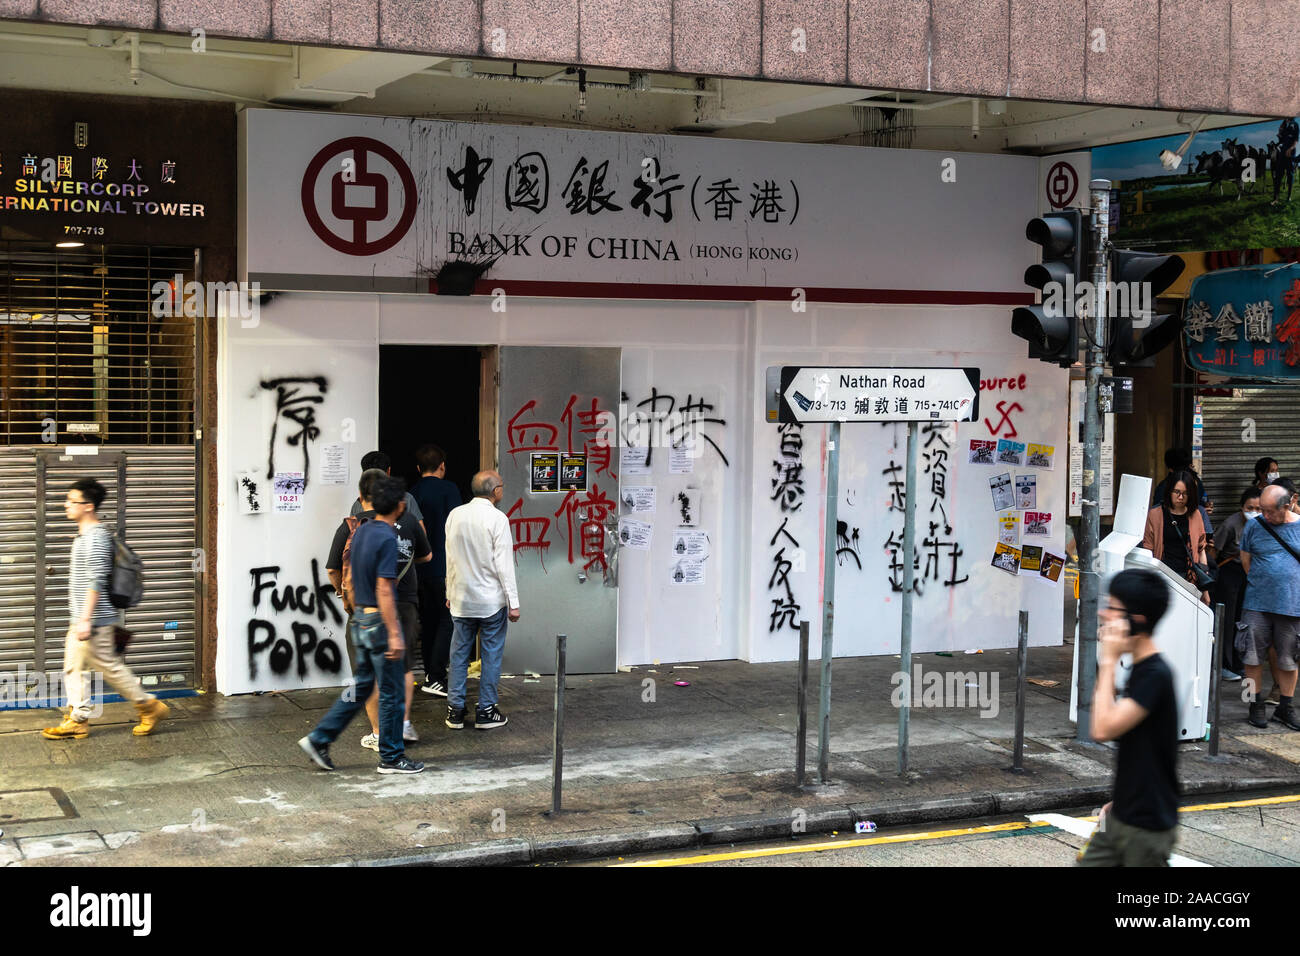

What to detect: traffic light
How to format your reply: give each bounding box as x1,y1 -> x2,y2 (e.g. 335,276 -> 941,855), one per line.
1106,249 -> 1186,367
1013,208 -> 1086,367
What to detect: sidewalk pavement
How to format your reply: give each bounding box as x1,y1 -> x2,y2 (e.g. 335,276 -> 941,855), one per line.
1,644 -> 1296,867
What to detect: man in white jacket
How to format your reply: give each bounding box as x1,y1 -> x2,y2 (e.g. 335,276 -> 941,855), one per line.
444,470 -> 520,730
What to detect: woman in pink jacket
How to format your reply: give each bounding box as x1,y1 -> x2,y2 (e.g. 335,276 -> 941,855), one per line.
1141,469 -> 1210,604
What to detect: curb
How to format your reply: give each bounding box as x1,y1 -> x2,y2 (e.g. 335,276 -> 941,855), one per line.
347,774 -> 1299,867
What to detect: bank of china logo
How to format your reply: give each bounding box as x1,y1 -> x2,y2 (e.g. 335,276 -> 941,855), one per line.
300,136 -> 418,256
1045,161 -> 1078,210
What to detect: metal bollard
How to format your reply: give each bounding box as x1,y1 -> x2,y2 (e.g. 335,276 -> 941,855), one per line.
796,621 -> 809,787
1011,610 -> 1028,773
1209,604 -> 1224,757
551,634 -> 567,815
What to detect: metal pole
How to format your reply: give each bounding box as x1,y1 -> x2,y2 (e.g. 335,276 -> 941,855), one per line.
1012,610 -> 1029,772
818,421 -> 840,785
1076,179 -> 1111,743
1209,603 -> 1224,756
795,620 -> 810,786
551,634 -> 566,815
899,420 -> 919,775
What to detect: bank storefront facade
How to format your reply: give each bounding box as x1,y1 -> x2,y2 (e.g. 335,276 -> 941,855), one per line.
219,108 -> 1070,695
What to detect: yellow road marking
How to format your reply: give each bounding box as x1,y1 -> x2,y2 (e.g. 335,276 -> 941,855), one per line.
614,821 -> 1051,867
614,792 -> 1300,867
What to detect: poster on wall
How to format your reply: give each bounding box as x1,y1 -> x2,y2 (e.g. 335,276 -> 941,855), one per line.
670,559 -> 705,585
1015,474 -> 1038,510
996,439 -> 1026,466
1024,511 -> 1053,536
669,441 -> 695,475
991,542 -> 1021,575
672,530 -> 709,558
618,517 -> 653,550
621,447 -> 652,476
620,486 -> 656,513
1026,443 -> 1056,469
989,473 -> 1015,511
273,472 -> 304,513
320,442 -> 348,484
236,470 -> 265,515
968,440 -> 996,465
530,452 -> 559,493
560,453 -> 588,491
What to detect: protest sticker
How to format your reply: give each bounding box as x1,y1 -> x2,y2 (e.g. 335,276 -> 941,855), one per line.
989,472 -> 1015,511
530,452 -> 559,493
968,440 -> 996,465
1019,544 -> 1044,575
999,514 -> 1020,547
1038,551 -> 1065,583
991,542 -> 1021,576
1024,511 -> 1052,537
996,439 -> 1026,466
1015,474 -> 1037,510
1026,443 -> 1056,470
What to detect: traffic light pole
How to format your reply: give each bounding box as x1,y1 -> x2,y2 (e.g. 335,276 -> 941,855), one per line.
1075,179 -> 1111,743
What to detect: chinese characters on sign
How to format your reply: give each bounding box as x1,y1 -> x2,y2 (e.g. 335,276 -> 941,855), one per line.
1185,265 -> 1300,378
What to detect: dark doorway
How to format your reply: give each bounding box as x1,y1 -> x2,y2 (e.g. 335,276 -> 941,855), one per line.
378,345 -> 481,503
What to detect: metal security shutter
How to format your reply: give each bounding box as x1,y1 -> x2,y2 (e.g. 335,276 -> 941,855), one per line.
1199,389 -> 1300,513
0,448 -> 37,671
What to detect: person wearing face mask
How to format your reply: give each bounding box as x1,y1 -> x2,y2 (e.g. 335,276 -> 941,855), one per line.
1254,457 -> 1281,492
1214,488 -> 1263,680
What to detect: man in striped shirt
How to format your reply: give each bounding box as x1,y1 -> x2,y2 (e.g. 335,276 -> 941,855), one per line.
42,478 -> 169,739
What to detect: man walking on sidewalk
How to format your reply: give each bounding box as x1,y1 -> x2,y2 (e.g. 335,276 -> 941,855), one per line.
1079,568 -> 1177,867
444,470 -> 519,731
411,444 -> 463,699
1240,484 -> 1300,729
43,478 -> 168,739
300,476 -> 424,774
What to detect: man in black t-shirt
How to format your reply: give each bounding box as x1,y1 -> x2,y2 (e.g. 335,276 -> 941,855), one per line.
1079,568 -> 1179,867
327,469 -> 431,750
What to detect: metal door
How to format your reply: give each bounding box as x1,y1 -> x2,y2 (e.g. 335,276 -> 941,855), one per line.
497,346 -> 620,674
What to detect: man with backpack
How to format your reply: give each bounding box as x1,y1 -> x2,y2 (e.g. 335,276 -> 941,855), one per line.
302,475 -> 424,774
43,478 -> 168,740
326,469 -> 431,750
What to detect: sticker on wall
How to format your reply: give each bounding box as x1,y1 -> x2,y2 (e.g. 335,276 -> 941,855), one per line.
621,446 -> 652,476
669,439 -> 695,475
989,472 -> 1015,512
672,530 -> 709,559
675,489 -> 698,526
1025,442 -> 1056,470
320,442 -> 349,485
237,470 -> 265,515
996,439 -> 1026,466
1019,544 -> 1044,575
1015,474 -> 1038,510
670,558 -> 705,585
968,440 -> 996,465
620,485 -> 656,513
560,453 -> 588,491
1038,551 -> 1065,583
618,517 -> 653,550
272,471 -> 304,513
530,452 -> 559,493
998,514 -> 1020,547
1023,510 -> 1052,537
991,542 -> 1021,576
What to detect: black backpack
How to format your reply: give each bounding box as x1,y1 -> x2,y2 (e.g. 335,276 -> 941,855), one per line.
108,533 -> 144,610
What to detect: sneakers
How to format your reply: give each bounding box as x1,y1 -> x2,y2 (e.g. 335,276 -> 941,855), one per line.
1273,703 -> 1300,731
475,704 -> 508,730
445,705 -> 466,730
132,698 -> 169,736
360,733 -> 379,752
299,735 -> 335,771
403,720 -> 419,742
421,680 -> 448,698
1265,686 -> 1281,705
1248,701 -> 1270,729
42,715 -> 90,740
377,755 -> 425,774
1221,668 -> 1242,682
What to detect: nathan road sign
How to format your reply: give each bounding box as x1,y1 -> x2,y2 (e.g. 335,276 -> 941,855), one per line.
773,367 -> 981,424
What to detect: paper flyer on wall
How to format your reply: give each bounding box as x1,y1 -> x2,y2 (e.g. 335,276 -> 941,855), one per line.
669,558 -> 705,585
621,446 -> 652,476
560,453 -> 588,491
968,439 -> 996,465
1038,551 -> 1065,584
672,530 -> 709,559
617,517 -> 653,550
1015,474 -> 1037,510
669,439 -> 695,475
236,470 -> 265,515
320,442 -> 348,484
996,439 -> 1026,466
273,471 -> 304,513
620,485 -> 656,513
530,452 -> 559,492
991,542 -> 1021,576
998,514 -> 1020,547
1019,544 -> 1044,575
1026,442 -> 1056,470
1023,510 -> 1052,536
989,472 -> 1015,511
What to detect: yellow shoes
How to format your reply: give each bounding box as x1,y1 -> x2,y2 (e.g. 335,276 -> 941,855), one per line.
132,698 -> 169,736
42,716 -> 90,739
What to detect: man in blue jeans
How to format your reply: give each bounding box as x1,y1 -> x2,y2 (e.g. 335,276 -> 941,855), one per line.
444,470 -> 520,730
299,476 -> 425,774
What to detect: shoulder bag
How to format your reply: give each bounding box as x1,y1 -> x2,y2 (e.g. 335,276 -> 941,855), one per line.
1169,509 -> 1217,591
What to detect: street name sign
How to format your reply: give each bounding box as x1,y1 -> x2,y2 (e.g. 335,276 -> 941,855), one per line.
773,366 -> 981,424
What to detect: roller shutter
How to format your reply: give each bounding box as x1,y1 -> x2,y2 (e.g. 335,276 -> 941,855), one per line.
1198,389 -> 1300,514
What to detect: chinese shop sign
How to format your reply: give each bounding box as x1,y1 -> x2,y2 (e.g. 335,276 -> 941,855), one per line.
1184,263 -> 1300,381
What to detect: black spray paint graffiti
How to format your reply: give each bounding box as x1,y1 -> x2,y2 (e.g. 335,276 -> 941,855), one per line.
836,520 -> 862,569
621,388 -> 730,469
239,475 -> 261,514
677,491 -> 693,525
247,560 -> 344,681
768,423 -> 805,632
881,422 -> 969,595
261,376 -> 327,489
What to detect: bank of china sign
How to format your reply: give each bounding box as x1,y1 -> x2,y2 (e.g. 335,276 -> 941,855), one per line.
241,109 -> 1035,297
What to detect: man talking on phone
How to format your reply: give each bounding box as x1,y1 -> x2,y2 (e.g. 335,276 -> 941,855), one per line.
1078,567 -> 1178,867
